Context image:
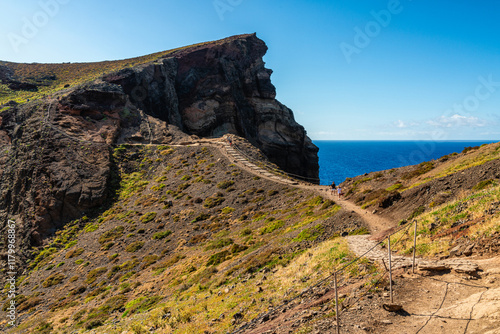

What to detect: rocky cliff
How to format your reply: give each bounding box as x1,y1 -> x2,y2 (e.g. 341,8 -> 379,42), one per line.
103,34 -> 319,180
0,34 -> 318,254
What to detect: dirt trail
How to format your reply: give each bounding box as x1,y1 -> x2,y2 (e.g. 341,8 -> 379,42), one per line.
315,188 -> 394,233
221,140 -> 396,233
219,140 -> 500,334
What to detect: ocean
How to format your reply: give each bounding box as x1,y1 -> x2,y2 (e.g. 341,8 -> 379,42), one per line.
315,140 -> 498,186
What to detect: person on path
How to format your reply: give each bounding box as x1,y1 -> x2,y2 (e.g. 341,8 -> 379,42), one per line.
330,181 -> 336,194
337,186 -> 342,198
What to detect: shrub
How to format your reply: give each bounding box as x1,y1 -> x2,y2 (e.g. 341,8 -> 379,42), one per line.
350,227 -> 370,235
65,247 -> 84,259
378,191 -> 402,208
473,179 -> 496,191
153,230 -> 172,240
101,242 -> 115,250
204,193 -> 225,208
140,212 -> 157,223
86,267 -> 107,284
141,255 -> 159,269
124,296 -> 162,316
34,321 -> 53,334
217,180 -> 235,190
320,199 -> 335,210
221,207 -> 235,214
260,220 -> 285,235
230,244 -> 248,254
207,250 -> 230,266
402,161 -> 434,180
125,241 -> 144,253
293,225 -> 325,242
42,273 -> 66,288
191,213 -> 211,223
240,228 -> 252,236
409,206 -> 425,220
98,226 -> 124,244
386,183 -> 403,192
462,146 -> 479,154
205,238 -> 233,250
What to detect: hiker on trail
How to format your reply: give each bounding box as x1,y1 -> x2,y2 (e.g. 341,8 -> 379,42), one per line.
337,186 -> 343,198
330,181 -> 336,194
227,136 -> 233,146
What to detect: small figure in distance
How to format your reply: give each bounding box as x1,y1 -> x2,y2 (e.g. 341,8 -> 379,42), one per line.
330,181 -> 336,194
227,136 -> 233,146
337,186 -> 343,198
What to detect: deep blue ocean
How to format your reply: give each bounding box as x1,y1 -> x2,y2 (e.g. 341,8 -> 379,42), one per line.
315,141 -> 498,185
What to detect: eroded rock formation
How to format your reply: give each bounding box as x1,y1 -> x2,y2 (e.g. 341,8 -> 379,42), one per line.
0,34 -> 319,255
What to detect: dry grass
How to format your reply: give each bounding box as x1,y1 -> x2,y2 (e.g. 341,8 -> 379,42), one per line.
390,184 -> 500,257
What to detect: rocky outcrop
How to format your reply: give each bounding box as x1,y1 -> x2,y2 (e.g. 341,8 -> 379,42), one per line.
0,102 -> 112,258
104,34 -> 319,181
0,34 -> 318,257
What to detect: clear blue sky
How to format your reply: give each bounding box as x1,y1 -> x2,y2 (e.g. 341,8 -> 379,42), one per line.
1,0 -> 499,141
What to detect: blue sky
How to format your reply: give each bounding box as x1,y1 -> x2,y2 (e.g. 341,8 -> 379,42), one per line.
1,0 -> 499,140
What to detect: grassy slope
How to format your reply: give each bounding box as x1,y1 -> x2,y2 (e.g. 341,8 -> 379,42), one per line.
5,143 -> 373,334
342,141 -> 500,257
391,182 -> 500,257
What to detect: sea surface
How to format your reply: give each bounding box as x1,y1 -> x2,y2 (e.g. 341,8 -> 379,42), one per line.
315,140 -> 498,186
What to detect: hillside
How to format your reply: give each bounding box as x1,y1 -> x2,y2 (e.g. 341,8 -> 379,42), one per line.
0,33 -> 319,263
3,139 -> 499,334
2,139 -> 367,333
1,33 -> 500,334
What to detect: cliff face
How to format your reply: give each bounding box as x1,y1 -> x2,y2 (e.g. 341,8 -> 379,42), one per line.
0,34 -> 318,254
104,34 -> 319,181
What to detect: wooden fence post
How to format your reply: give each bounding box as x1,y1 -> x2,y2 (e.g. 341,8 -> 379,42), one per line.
388,236 -> 393,304
413,220 -> 417,274
334,272 -> 340,334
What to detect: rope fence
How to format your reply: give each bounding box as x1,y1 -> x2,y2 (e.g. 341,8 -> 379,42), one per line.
232,217 -> 487,334
231,220 -> 414,333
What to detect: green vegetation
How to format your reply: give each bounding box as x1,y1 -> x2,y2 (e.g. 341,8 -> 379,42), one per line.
191,213 -> 211,223
386,183 -> 403,191
98,226 -> 124,244
153,230 -> 173,240
402,161 -> 435,180
65,247 -> 84,259
119,172 -> 149,199
125,241 -> 145,253
260,220 -> 285,235
86,268 -> 107,284
294,224 -> 325,242
203,193 -> 225,208
217,180 -> 235,190
42,273 -> 65,288
207,250 -> 230,266
205,238 -> 234,250
123,296 -> 162,317
140,212 -> 157,223
391,183 -> 500,257
473,179 -> 496,191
